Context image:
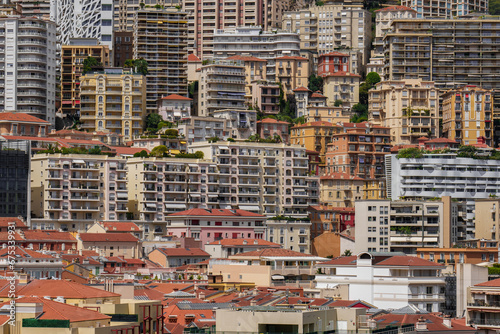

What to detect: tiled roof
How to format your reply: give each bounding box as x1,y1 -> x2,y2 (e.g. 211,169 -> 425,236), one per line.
134,286 -> 166,300
475,277 -> 500,287
0,297 -> 111,322
372,312 -> 472,331
293,86 -> 311,92
425,138 -> 458,144
227,55 -> 266,62
208,239 -> 281,247
375,5 -> 417,12
231,248 -> 314,258
102,222 -> 141,232
293,121 -> 334,128
78,233 -> 139,242
0,217 -> 27,228
146,282 -> 194,294
375,256 -> 443,267
0,232 -> 24,242
308,205 -> 355,213
188,54 -> 201,62
0,246 -> 55,258
22,230 -> 77,242
310,91 -> 327,98
275,56 -> 308,60
0,112 -> 50,123
162,94 -> 192,101
156,248 -> 210,257
320,52 -> 349,57
320,172 -> 364,181
110,146 -> 150,156
319,256 -> 357,266
168,208 -> 265,217
17,279 -> 120,298
257,118 -> 290,125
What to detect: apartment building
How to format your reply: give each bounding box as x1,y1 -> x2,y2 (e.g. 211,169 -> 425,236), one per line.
166,209 -> 266,245
31,154 -> 129,229
383,18 -> 499,93
401,0 -> 488,18
257,118 -> 290,143
158,94 -> 192,122
282,4 -> 372,65
275,55 -> 310,93
57,0 -> 114,49
190,141 -> 317,218
467,278 -> 500,331
319,172 -> 364,208
113,0 -> 179,32
211,109 -> 256,140
290,121 -> 339,163
372,6 -> 416,57
368,79 -> 439,145
294,89 -> 349,122
212,27 -> 301,82
79,68 -> 146,141
133,8 -> 188,114
0,17 -> 57,126
442,85 -> 493,146
386,149 -> 500,239
226,55 -> 268,106
418,242 -> 498,270
184,0 -> 292,59
266,219 -> 312,253
325,122 -> 391,179
250,80 -> 281,115
177,117 -> 231,144
113,31 -> 133,67
0,112 -> 49,137
61,38 -> 110,118
0,141 -> 30,220
11,0 -> 53,19
316,252 -> 446,311
354,198 -> 464,255
323,72 -> 360,108
198,59 -> 246,116
474,199 -> 500,242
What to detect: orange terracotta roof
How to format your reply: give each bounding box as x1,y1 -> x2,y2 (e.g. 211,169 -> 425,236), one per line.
293,86 -> 311,92
426,138 -> 458,144
0,217 -> 27,228
79,233 -> 139,242
134,285 -> 166,300
101,222 -> 141,232
0,232 -> 24,242
320,172 -> 364,181
155,248 -> 210,257
308,205 -> 355,212
22,230 -> 77,242
310,91 -> 327,98
0,297 -> 111,322
257,118 -> 290,125
227,55 -> 267,62
0,112 -> 50,123
293,121 -> 334,128
17,279 -> 120,298
0,246 -> 55,258
320,52 -> 349,57
276,56 -> 308,60
207,238 -> 281,247
168,208 -> 265,217
188,54 -> 201,62
320,256 -> 357,266
110,146 -> 150,156
475,277 -> 500,287
231,248 -> 314,258
162,94 -> 192,101
1,135 -> 60,143
376,256 -> 443,267
375,5 -> 417,12
372,313 -> 472,331
146,282 -> 194,294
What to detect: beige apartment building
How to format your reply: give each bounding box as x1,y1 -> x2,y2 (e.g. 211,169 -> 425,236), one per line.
372,6 -> 416,57
323,72 -> 360,108
401,0 -> 488,18
79,68 -> 146,141
275,56 -> 310,93
61,38 -> 110,117
354,197 -> 466,254
282,3 -> 372,66
266,219 -> 312,253
184,0 -> 292,59
133,8 -> 188,114
198,59 -> 246,116
319,172 -> 365,208
368,79 -> 439,145
474,199 -> 500,241
31,154 -> 129,229
442,85 -> 493,146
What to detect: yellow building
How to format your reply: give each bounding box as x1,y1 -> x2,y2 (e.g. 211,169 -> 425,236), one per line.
442,85 -> 493,146
275,56 -> 310,93
79,68 -> 146,141
320,172 -> 365,208
61,38 -> 110,117
323,72 -> 361,108
290,121 -> 339,163
226,55 -> 268,106
364,179 -> 386,201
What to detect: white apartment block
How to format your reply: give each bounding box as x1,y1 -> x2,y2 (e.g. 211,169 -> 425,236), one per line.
386,151 -> 500,239
401,0 -> 488,18
316,252 -> 446,312
212,26 -> 301,82
282,4 -> 372,65
183,0 -> 291,59
372,6 -> 416,57
354,198 -> 465,255
0,17 -> 57,127
177,117 -> 231,144
58,0 -> 114,49
113,0 -> 180,31
211,109 -> 256,140
189,141 -> 319,218
30,154 -> 129,230
266,219 -> 312,253
198,59 -> 246,116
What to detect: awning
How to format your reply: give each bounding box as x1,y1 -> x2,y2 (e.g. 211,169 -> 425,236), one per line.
109,162 -> 117,168
219,146 -> 229,150
166,203 -> 186,209
190,194 -> 201,197
145,203 -> 156,208
188,164 -> 198,167
239,205 -> 260,211
170,149 -> 180,155
62,161 -> 70,165
271,275 -> 285,280
73,159 -> 85,164
117,192 -> 128,199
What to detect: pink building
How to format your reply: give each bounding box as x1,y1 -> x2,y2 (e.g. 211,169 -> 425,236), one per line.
166,208 -> 266,245
317,52 -> 350,78
158,94 -> 192,122
251,81 -> 280,115
256,118 -> 290,143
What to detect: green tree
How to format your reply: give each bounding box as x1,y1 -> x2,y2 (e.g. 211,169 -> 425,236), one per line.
490,0 -> 500,14
334,99 -> 343,107
145,113 -> 163,131
150,145 -> 168,157
365,72 -> 381,86
308,74 -> 323,92
342,250 -> 352,256
82,56 -> 102,75
188,81 -> 198,99
133,150 -> 149,158
124,58 -> 149,76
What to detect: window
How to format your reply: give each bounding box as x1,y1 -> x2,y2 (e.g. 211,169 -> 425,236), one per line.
426,286 -> 433,295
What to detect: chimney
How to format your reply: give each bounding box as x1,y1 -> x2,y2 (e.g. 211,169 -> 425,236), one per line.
185,314 -> 195,325
416,317 -> 428,331
442,315 -> 452,328
250,300 -> 257,306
